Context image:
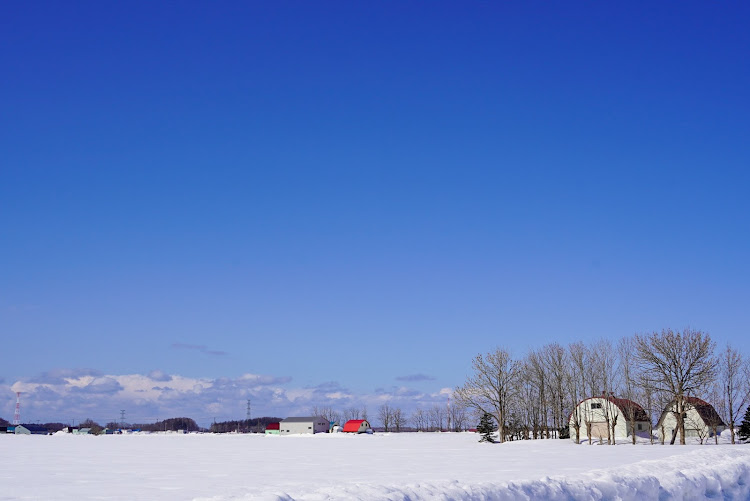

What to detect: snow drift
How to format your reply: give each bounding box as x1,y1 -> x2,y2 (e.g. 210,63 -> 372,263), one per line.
227,447 -> 750,501
2,432 -> 749,500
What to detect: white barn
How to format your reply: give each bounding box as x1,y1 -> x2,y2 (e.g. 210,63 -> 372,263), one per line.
279,416 -> 329,435
343,419 -> 371,433
569,396 -> 650,442
656,396 -> 725,443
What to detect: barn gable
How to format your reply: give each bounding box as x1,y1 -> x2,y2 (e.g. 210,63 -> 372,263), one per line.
568,395 -> 651,442
656,396 -> 725,442
343,420 -> 371,433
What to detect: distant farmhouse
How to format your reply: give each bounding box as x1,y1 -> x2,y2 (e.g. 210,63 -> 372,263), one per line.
279,416 -> 329,435
657,397 -> 725,443
265,422 -> 280,435
569,395 -> 650,442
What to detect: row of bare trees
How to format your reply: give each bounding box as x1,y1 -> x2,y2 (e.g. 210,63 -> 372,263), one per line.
409,404 -> 469,432
312,403 -> 470,433
310,405 -> 370,427
455,329 -> 750,445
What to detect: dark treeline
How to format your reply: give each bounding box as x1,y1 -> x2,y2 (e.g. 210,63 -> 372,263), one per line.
0,416 -> 282,434
0,420 -> 68,433
42,422 -> 68,433
122,417 -> 201,432
79,417 -> 202,433
210,416 -> 282,433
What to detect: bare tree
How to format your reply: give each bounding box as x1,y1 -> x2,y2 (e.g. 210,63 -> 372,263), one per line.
455,347 -> 519,442
515,361 -> 540,439
541,343 -> 568,438
311,406 -> 340,426
639,376 -> 656,444
411,408 -> 427,431
618,336 -> 643,444
717,345 -> 748,444
378,403 -> 392,432
428,405 -> 446,431
343,407 -> 361,422
449,400 -> 468,431
708,384 -> 724,445
526,349 -> 550,439
635,328 -> 718,445
588,340 -> 620,445
392,407 -> 407,432
639,372 -> 673,446
567,342 -> 587,444
580,344 -> 604,445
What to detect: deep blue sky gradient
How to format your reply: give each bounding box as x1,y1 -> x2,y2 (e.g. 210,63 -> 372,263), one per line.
2,2 -> 749,420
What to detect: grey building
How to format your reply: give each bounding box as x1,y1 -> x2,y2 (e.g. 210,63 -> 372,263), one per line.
14,424 -> 49,435
279,416 -> 329,435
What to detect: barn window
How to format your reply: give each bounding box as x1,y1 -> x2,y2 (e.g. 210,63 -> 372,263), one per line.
637,424 -> 642,430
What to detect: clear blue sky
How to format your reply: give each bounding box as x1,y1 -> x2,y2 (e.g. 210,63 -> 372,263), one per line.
2,1 -> 748,425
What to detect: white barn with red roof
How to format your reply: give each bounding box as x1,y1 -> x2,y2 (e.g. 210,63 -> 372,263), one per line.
569,395 -> 650,442
656,396 -> 725,442
343,419 -> 371,433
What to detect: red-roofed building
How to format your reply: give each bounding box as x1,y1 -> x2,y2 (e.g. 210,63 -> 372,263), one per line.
568,395 -> 650,443
265,422 -> 280,435
656,396 -> 725,443
343,419 -> 371,433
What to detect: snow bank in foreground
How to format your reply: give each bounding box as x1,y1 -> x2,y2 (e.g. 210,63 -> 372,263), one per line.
214,448 -> 750,501
3,433 -> 750,500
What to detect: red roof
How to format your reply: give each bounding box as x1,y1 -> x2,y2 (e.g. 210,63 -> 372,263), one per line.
343,420 -> 368,432
668,397 -> 725,426
266,422 -> 280,430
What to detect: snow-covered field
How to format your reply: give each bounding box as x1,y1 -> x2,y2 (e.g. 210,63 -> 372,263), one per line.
2,432 -> 750,500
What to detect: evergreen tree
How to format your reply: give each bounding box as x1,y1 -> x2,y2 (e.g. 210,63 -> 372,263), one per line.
477,412 -> 497,443
739,406 -> 750,442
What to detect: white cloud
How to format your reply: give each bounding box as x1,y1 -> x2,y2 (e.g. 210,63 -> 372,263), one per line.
2,369 -> 455,427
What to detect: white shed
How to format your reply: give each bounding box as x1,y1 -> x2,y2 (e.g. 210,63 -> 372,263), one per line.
279,416 -> 329,435
656,396 -> 725,443
569,396 -> 650,443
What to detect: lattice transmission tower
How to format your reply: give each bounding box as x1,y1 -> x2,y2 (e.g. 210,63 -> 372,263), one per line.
13,392 -> 21,425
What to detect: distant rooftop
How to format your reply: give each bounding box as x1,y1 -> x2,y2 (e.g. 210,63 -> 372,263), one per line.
281,416 -> 325,423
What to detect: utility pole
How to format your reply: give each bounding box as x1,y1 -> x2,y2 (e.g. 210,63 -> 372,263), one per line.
246,399 -> 251,433
447,396 -> 451,432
